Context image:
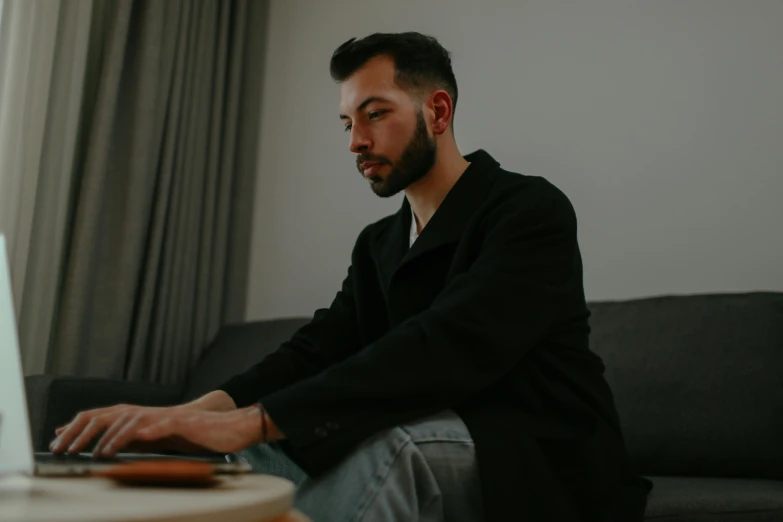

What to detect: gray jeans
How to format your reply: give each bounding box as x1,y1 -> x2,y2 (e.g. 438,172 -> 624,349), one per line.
235,410 -> 483,522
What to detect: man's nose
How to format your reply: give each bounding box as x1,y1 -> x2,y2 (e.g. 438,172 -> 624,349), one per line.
349,127 -> 372,154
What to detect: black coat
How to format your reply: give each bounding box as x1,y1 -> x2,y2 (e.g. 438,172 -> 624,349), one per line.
219,150 -> 652,521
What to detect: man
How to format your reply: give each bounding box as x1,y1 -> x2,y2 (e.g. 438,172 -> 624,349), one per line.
51,32 -> 652,521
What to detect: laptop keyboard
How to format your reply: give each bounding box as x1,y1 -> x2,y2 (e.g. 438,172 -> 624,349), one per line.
34,451 -> 232,464
34,452 -> 121,464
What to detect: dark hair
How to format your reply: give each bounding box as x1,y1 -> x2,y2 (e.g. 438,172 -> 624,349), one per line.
330,32 -> 458,122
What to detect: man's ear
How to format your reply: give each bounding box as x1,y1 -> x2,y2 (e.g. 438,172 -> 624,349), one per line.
429,90 -> 454,136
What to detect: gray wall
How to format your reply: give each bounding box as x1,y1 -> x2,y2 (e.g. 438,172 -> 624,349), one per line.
245,0 -> 783,321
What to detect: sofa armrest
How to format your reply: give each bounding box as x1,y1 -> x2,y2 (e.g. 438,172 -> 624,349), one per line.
24,375 -> 184,452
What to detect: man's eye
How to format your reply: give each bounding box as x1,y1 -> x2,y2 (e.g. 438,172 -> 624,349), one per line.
344,110 -> 384,132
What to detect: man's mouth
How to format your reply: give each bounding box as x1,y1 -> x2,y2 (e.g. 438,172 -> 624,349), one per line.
361,162 -> 383,178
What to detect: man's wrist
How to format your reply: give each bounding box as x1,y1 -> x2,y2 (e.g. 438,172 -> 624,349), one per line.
243,405 -> 285,443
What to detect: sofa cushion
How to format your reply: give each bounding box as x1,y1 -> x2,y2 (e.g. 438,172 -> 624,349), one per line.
183,318 -> 310,401
589,292 -> 783,479
644,476 -> 783,521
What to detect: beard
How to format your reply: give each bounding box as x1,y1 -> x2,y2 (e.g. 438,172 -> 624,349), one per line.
357,110 -> 437,198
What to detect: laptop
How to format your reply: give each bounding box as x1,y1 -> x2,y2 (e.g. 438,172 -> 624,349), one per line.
0,234 -> 250,476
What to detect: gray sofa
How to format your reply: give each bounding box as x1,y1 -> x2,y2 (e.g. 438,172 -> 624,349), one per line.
25,292 -> 783,521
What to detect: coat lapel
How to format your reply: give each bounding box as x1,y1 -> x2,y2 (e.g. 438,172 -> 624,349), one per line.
371,149 -> 501,290
372,202 -> 411,291
397,149 -> 500,273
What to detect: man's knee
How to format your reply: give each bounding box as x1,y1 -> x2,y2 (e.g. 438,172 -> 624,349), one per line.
398,410 -> 473,445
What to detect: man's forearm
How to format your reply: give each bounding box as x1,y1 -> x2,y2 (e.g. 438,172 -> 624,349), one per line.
181,390 -> 238,412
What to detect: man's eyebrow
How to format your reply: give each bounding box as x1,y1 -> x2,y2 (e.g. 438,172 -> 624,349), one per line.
339,96 -> 391,120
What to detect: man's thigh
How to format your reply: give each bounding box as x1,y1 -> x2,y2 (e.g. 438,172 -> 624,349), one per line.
235,441 -> 308,485
292,410 -> 483,521
400,410 -> 483,521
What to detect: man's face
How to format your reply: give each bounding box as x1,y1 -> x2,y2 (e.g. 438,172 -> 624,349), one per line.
339,56 -> 437,198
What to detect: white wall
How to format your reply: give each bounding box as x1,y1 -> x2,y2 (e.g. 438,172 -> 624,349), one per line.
246,0 -> 783,321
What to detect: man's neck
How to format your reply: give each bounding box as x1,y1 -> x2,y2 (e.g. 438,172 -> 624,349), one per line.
405,142 -> 470,234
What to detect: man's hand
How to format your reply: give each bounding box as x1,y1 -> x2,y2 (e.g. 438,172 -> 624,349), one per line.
50,404 -> 269,458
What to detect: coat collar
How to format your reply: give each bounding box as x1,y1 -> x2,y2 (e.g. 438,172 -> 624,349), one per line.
373,149 -> 501,282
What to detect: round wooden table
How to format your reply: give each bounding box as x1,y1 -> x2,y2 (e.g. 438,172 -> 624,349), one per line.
0,473 -> 311,522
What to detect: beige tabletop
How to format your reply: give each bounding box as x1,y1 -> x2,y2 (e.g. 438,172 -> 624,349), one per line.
0,473 -> 312,522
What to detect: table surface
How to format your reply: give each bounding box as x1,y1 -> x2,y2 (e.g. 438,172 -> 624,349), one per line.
0,473 -> 311,522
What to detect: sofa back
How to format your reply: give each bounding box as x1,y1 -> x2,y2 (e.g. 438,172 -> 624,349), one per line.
183,318 -> 309,401
590,292 -> 783,479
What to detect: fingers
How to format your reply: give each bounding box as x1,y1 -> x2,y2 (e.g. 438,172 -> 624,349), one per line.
93,415 -> 143,458
91,412 -> 135,457
50,408 -> 115,454
64,415 -> 115,455
50,405 -> 133,453
55,407 -> 217,458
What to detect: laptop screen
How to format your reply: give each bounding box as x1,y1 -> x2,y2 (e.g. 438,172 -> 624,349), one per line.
0,234 -> 35,475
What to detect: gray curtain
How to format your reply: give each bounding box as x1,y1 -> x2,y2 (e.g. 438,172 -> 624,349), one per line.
47,0 -> 267,384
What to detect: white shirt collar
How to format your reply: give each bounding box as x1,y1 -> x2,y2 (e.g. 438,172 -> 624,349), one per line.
409,207 -> 419,248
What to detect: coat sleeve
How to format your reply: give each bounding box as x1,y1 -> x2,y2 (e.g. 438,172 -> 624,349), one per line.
216,264 -> 362,408
261,194 -> 581,475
